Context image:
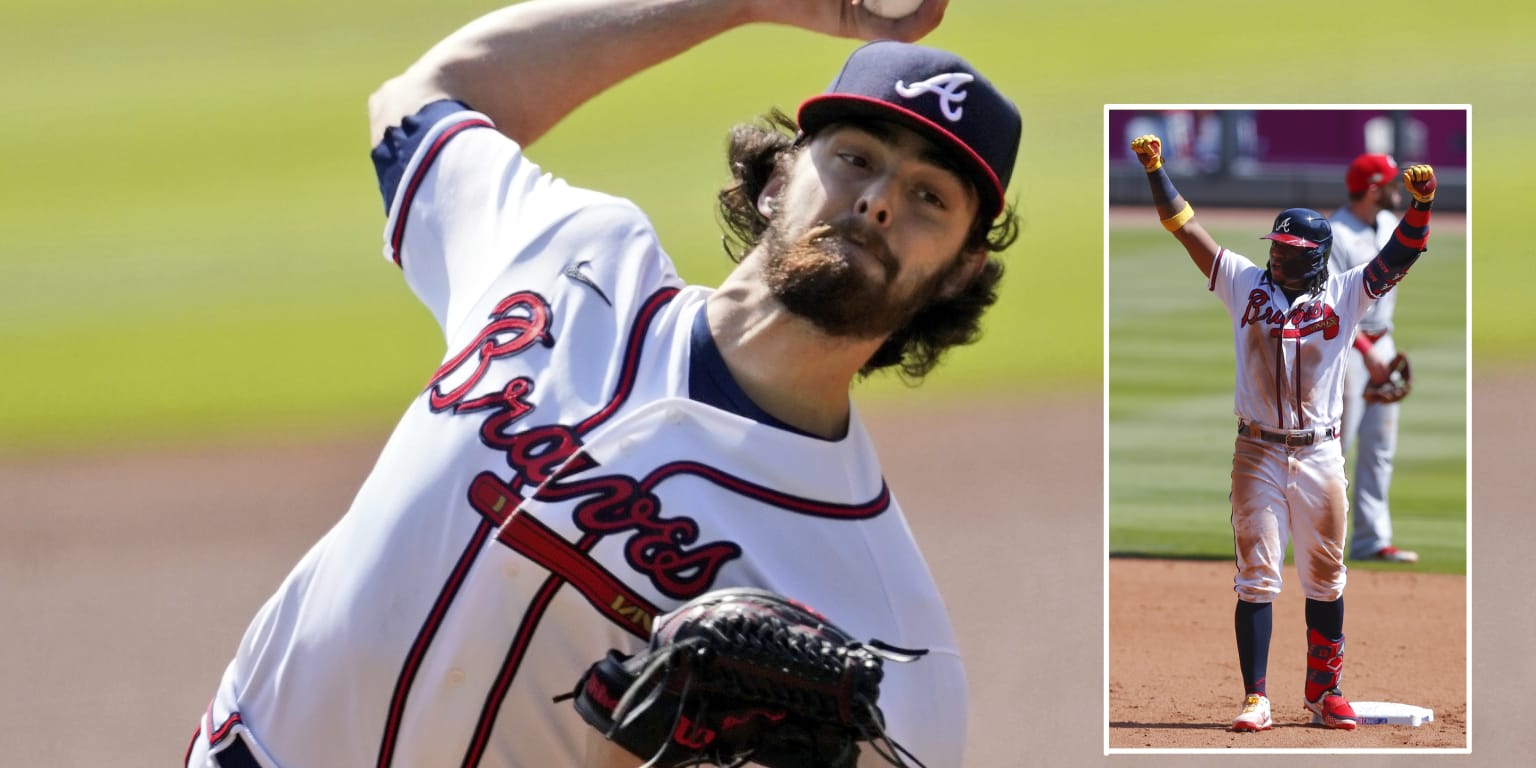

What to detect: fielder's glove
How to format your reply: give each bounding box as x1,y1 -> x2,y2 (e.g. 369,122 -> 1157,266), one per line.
1363,352 -> 1413,404
559,587 -> 928,767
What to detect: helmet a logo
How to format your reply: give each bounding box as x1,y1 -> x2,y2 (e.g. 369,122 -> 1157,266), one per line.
1276,217 -> 1292,233
894,73 -> 974,122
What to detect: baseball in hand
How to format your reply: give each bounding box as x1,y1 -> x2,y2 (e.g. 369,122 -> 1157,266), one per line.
861,0 -> 924,19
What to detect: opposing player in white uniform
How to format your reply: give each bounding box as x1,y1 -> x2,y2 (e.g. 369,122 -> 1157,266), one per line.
185,2 -> 1021,767
1331,153 -> 1419,563
1130,134 -> 1439,733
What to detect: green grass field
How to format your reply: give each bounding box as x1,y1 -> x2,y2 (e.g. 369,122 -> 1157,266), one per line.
0,0 -> 1103,455
1107,219 -> 1469,574
1,0 -> 1530,456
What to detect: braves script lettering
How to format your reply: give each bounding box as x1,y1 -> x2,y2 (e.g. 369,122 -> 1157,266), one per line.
539,452 -> 742,598
433,291 -> 740,602
427,292 -> 553,411
1239,290 -> 1341,340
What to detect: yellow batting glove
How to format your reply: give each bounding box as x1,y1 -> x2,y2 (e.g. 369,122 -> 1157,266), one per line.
1131,134 -> 1163,172
1402,164 -> 1437,204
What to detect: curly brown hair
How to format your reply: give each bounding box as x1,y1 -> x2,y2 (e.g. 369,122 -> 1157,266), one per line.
716,109 -> 1020,381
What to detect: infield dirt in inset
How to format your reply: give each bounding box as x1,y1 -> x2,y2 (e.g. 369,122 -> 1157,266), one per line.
1108,557 -> 1466,749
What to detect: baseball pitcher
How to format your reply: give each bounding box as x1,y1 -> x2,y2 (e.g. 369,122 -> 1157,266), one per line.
184,1 -> 1019,767
1130,132 -> 1437,733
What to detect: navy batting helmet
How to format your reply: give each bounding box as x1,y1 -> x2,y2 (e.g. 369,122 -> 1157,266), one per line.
1260,207 -> 1332,285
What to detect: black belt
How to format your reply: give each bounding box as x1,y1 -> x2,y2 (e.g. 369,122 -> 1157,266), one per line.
1238,420 -> 1339,447
212,735 -> 262,768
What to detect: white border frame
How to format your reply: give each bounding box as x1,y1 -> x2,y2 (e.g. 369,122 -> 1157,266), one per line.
1100,103 -> 1473,756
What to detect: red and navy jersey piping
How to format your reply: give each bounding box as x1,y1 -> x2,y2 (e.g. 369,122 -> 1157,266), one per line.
1208,248 -> 1225,292
374,286 -> 676,767
371,99 -> 494,267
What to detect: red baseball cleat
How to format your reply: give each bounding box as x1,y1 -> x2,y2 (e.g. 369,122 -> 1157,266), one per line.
1306,688 -> 1358,730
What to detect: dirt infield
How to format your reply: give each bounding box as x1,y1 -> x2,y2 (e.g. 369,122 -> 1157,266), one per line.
1109,558 -> 1466,748
0,393 -> 1101,768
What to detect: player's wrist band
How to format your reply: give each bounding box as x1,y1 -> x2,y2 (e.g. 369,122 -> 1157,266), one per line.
1161,204 -> 1195,231
1148,166 -> 1180,208
1143,157 -> 1162,172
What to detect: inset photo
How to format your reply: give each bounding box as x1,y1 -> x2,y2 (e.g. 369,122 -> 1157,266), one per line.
1104,107 -> 1469,752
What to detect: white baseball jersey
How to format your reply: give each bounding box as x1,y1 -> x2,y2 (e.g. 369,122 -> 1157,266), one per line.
1208,246 -> 1381,603
190,102 -> 965,768
1207,248 -> 1378,431
1329,207 -> 1400,335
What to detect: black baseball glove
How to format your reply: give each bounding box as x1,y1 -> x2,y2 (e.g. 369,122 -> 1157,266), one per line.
558,587 -> 927,767
1363,352 -> 1412,404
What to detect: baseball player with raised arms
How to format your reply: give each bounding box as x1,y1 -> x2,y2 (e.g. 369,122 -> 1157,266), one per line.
184,1 -> 1021,767
1331,153 -> 1419,564
1129,133 -> 1438,732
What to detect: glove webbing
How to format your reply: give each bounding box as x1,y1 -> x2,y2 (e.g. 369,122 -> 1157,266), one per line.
558,587 -> 931,768
560,638 -> 928,767
682,611 -> 880,722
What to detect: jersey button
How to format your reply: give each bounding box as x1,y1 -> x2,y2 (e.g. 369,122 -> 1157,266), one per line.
449,668 -> 465,687
504,562 -> 520,579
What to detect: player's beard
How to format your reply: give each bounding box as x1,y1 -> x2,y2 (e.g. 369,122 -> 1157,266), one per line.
1269,259 -> 1310,290
761,217 -> 936,340
1267,248 -> 1316,290
1377,185 -> 1403,213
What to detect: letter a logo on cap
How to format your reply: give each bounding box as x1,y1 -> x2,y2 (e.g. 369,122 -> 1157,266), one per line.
1277,217 -> 1292,232
895,73 -> 974,122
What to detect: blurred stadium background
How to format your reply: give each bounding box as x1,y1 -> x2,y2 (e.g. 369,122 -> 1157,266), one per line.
1108,108 -> 1468,211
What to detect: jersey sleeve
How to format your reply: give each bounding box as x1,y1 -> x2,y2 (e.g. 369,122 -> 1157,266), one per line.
370,100 -> 624,337
1206,246 -> 1262,318
1336,261 -> 1376,319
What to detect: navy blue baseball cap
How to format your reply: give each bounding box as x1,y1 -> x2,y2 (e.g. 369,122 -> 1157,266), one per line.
798,40 -> 1021,220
